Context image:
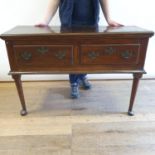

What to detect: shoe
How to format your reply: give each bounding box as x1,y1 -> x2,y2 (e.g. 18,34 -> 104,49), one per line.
79,78 -> 92,90
70,83 -> 79,99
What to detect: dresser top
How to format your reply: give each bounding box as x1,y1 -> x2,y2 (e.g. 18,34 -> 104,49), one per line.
0,26 -> 154,38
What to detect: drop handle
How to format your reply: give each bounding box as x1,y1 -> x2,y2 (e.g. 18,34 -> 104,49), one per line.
121,50 -> 133,59
55,51 -> 66,60
37,47 -> 48,54
21,51 -> 32,61
104,47 -> 115,55
88,51 -> 99,60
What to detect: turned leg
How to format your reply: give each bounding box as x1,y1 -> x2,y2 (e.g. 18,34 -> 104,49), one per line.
12,74 -> 27,116
128,73 -> 143,116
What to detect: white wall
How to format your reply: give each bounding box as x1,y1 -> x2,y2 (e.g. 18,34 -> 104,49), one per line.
0,0 -> 154,81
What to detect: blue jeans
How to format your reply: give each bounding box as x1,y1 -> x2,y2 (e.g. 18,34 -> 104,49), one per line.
69,74 -> 87,84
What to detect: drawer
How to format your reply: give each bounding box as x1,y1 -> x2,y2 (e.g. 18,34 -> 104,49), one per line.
13,45 -> 74,68
80,44 -> 140,65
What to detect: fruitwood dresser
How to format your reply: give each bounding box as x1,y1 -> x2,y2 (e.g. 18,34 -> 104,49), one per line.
0,26 -> 154,116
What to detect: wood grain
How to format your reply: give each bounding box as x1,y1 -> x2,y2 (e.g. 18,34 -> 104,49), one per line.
0,80 -> 155,155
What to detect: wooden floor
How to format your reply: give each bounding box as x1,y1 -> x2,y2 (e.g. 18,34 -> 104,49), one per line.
0,80 -> 155,155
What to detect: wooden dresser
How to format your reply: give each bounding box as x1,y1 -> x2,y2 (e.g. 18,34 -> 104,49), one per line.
0,26 -> 154,116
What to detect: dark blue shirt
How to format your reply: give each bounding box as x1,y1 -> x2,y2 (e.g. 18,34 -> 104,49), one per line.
72,0 -> 95,26
59,0 -> 100,27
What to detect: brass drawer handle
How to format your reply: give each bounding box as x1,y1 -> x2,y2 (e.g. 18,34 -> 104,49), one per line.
88,51 -> 99,60
88,47 -> 114,60
121,50 -> 133,59
55,51 -> 66,60
104,47 -> 115,55
21,51 -> 32,61
37,47 -> 48,54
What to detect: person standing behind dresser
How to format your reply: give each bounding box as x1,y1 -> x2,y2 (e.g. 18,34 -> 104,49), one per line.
36,0 -> 122,99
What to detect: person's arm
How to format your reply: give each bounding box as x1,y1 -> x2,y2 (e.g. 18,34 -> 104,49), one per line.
99,0 -> 122,27
36,0 -> 60,27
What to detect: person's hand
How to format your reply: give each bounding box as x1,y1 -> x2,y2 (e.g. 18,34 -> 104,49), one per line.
107,19 -> 123,27
35,23 -> 49,27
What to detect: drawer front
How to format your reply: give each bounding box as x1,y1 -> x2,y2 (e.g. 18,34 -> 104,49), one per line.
80,44 -> 140,65
13,45 -> 73,68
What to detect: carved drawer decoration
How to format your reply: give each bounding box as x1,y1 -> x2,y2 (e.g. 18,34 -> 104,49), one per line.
80,44 -> 140,65
13,45 -> 73,68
